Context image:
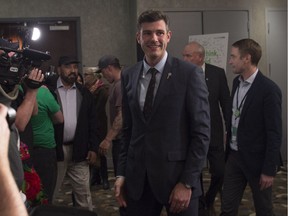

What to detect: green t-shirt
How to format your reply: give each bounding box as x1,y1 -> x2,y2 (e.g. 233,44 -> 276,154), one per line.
30,86 -> 60,148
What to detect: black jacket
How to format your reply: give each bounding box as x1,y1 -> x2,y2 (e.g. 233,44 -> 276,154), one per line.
51,78 -> 100,162
226,71 -> 282,177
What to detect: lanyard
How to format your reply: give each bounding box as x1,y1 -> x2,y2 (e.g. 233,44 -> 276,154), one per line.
234,85 -> 248,119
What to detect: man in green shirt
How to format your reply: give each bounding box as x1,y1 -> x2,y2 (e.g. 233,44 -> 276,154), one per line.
30,86 -> 64,203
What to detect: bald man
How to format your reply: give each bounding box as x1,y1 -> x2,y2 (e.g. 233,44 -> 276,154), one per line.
183,42 -> 231,216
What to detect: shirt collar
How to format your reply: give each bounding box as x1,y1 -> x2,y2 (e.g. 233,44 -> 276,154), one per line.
238,69 -> 259,84
202,63 -> 206,74
57,77 -> 76,89
143,51 -> 168,76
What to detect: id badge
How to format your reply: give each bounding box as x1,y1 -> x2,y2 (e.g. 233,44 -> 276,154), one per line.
231,126 -> 237,142
234,109 -> 240,119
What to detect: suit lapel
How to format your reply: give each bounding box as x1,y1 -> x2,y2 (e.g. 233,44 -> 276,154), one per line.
132,63 -> 144,118
232,78 -> 240,98
240,72 -> 261,119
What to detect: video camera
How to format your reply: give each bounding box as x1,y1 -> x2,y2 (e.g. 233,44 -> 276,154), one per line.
0,46 -> 51,93
0,44 -> 51,127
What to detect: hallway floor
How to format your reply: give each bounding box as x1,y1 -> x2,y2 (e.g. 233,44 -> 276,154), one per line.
53,166 -> 287,216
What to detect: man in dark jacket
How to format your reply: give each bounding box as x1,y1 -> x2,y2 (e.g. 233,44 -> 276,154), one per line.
221,39 -> 282,216
115,10 -> 210,216
51,56 -> 99,211
183,41 -> 231,216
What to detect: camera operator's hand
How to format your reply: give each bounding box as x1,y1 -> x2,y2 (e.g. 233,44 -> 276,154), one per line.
28,68 -> 44,82
24,68 -> 44,89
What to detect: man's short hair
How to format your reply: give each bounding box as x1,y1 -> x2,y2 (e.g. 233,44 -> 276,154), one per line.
137,10 -> 169,31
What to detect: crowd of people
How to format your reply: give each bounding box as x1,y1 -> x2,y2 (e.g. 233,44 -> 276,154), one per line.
0,9 -> 282,216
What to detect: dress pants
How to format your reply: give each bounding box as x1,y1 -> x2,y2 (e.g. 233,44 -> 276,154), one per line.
112,139 -> 128,216
90,154 -> 109,184
221,151 -> 274,216
52,145 -> 93,210
126,175 -> 199,216
112,139 -> 122,177
205,145 -> 225,206
32,147 -> 57,203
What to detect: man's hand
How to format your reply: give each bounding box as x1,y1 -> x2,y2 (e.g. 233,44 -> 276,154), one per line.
89,79 -> 102,93
23,68 -> 44,90
169,182 -> 192,213
259,174 -> 274,190
28,68 -> 44,82
114,177 -> 127,207
86,151 -> 97,165
99,139 -> 111,155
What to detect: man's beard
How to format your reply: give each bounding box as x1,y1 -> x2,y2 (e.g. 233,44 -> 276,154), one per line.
60,73 -> 77,85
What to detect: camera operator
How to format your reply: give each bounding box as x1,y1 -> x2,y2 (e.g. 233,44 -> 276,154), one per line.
0,67 -> 44,201
12,68 -> 44,154
0,38 -> 49,209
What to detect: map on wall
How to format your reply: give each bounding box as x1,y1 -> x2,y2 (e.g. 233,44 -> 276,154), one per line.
188,32 -> 229,71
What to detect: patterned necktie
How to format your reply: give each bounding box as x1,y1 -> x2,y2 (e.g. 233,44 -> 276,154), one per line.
143,68 -> 158,120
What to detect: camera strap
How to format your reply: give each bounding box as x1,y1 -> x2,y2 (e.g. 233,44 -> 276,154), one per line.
0,84 -> 19,100
23,77 -> 43,89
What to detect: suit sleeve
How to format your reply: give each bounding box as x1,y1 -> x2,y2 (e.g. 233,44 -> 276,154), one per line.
116,69 -> 131,176
262,83 -> 282,176
180,66 -> 210,188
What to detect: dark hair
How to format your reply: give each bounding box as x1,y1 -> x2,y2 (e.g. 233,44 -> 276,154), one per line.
232,39 -> 262,66
137,10 -> 169,31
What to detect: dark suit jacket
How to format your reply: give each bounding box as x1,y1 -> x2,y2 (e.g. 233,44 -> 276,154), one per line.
205,63 -> 231,147
117,55 -> 210,203
226,71 -> 282,177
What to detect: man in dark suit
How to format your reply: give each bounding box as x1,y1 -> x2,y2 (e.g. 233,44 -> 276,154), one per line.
183,41 -> 231,215
221,38 -> 282,215
114,10 -> 210,216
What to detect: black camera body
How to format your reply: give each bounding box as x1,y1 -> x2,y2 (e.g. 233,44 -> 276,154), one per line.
0,46 -> 51,127
0,47 -> 51,92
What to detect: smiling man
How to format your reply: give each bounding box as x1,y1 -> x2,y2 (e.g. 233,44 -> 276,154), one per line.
114,10 -> 210,216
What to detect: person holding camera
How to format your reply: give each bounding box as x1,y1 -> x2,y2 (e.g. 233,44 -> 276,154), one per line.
1,39 -> 49,211
28,84 -> 64,203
